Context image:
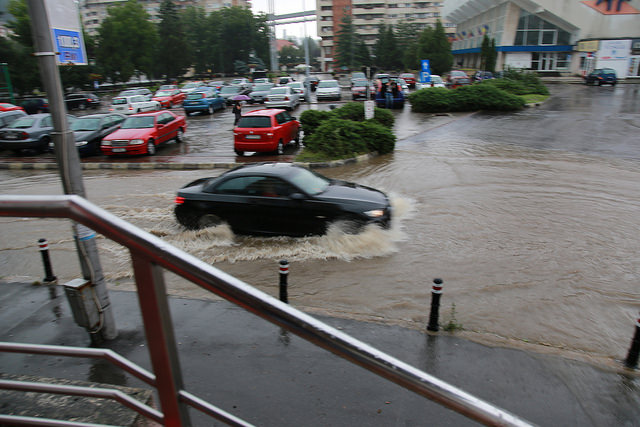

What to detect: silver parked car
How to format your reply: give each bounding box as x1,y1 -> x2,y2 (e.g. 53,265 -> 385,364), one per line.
316,79 -> 342,101
249,83 -> 275,104
265,86 -> 300,110
0,113 -> 75,153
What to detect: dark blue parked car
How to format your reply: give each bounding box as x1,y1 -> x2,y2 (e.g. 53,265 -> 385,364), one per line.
584,68 -> 617,86
183,88 -> 226,115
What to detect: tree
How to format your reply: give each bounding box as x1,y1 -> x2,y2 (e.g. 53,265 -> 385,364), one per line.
96,0 -> 158,83
488,38 -> 498,73
373,23 -> 400,71
156,0 -> 191,80
416,20 -> 452,75
335,12 -> 359,70
279,45 -> 303,68
395,22 -> 420,70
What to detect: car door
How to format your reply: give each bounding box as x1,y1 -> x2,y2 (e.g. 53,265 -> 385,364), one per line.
155,113 -> 175,143
203,175 -> 266,232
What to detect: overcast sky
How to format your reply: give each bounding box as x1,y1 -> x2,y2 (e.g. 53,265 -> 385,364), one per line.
250,0 -> 318,40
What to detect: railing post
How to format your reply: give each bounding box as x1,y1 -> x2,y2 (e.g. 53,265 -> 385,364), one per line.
279,260 -> 289,304
624,313 -> 640,369
131,253 -> 190,426
427,278 -> 443,332
38,238 -> 57,283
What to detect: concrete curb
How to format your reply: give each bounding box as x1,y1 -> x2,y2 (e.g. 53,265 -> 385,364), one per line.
0,153 -> 376,171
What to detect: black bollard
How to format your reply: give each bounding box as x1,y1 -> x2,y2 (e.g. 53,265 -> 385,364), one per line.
624,314 -> 640,369
279,260 -> 289,304
427,278 -> 443,332
38,238 -> 57,283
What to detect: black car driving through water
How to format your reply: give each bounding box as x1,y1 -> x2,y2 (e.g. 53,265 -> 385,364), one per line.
174,162 -> 392,236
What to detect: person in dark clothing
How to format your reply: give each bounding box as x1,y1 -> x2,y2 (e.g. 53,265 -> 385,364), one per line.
232,101 -> 242,126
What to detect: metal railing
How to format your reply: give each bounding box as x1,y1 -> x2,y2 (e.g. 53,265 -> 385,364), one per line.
0,195 -> 534,427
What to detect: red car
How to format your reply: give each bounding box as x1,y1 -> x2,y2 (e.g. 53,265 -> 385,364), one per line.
101,110 -> 187,156
152,88 -> 186,108
233,109 -> 300,156
0,103 -> 26,112
400,73 -> 416,88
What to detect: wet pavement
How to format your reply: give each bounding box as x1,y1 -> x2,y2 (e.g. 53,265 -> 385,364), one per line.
1,280 -> 639,426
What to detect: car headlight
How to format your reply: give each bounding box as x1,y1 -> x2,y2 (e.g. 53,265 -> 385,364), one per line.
364,209 -> 385,218
75,140 -> 88,147
130,139 -> 145,145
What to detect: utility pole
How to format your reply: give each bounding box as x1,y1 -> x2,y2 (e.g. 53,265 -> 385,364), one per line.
27,0 -> 117,343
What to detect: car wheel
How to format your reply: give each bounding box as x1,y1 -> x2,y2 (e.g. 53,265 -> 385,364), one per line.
146,140 -> 156,155
169,102 -> 173,108
335,216 -> 365,235
175,128 -> 184,143
276,140 -> 284,155
598,80 -> 603,86
234,149 -> 244,156
197,213 -> 222,229
208,105 -> 214,115
136,109 -> 141,113
185,111 -> 191,116
294,129 -> 300,146
38,136 -> 51,153
79,103 -> 86,110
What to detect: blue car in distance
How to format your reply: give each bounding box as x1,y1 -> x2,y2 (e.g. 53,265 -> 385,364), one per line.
183,88 -> 226,116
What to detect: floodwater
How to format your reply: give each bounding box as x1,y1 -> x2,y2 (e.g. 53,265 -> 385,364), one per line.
1,83 -> 639,366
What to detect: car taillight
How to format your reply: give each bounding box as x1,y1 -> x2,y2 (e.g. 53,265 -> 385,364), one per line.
128,106 -> 134,110
284,96 -> 289,100
175,196 -> 185,205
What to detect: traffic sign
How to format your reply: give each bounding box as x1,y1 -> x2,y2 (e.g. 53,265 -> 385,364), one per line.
420,60 -> 431,83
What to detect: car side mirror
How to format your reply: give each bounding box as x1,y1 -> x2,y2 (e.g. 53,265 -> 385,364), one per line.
289,192 -> 306,201
290,116 -> 296,120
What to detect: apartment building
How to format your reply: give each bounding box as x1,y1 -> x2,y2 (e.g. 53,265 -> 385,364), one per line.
443,0 -> 640,78
316,0 -> 455,72
81,0 -> 249,36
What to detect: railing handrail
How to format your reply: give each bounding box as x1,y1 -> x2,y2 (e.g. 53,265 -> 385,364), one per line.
0,194 -> 534,427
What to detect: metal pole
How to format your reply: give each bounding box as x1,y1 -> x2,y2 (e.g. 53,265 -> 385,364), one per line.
427,278 -> 443,332
279,260 -> 289,303
303,0 -> 311,106
38,238 -> 57,283
624,313 -> 640,369
26,0 -> 116,341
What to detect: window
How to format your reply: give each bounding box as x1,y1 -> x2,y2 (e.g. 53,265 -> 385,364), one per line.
515,11 -> 571,46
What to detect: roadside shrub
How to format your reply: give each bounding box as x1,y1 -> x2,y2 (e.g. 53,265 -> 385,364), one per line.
330,102 -> 395,129
408,85 -> 524,113
303,118 -> 368,158
408,88 -> 454,113
358,120 -> 396,155
499,68 -> 549,95
299,109 -> 333,137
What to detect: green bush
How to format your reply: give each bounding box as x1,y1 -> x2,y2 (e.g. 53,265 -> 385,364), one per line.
408,84 -> 524,113
299,109 -> 333,137
498,68 -> 549,95
358,120 -> 396,155
330,102 -> 395,129
303,118 -> 368,158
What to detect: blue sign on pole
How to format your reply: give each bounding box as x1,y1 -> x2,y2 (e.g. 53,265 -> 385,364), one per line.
52,28 -> 87,65
420,60 -> 431,83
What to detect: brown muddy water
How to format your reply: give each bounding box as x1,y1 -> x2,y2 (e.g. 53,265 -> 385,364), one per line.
1,84 -> 639,367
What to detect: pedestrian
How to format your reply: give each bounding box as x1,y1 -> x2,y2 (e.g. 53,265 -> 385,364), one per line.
233,101 -> 242,126
385,80 -> 394,109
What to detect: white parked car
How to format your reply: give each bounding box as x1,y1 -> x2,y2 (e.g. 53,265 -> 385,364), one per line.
316,79 -> 342,101
180,81 -> 205,94
230,78 -> 252,91
265,86 -> 300,110
109,95 -> 160,115
286,81 -> 308,101
416,75 -> 446,89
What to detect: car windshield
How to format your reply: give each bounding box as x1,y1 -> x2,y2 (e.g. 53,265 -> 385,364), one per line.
451,71 -> 467,77
601,68 -> 616,74
431,76 -> 443,83
270,88 -> 287,94
352,73 -> 366,79
155,90 -> 172,96
352,79 -> 368,86
401,74 -> 414,78
121,116 -> 155,129
231,79 -> 245,85
186,92 -> 206,100
8,117 -> 35,128
71,118 -> 101,131
182,83 -> 199,89
289,168 -> 330,195
220,86 -> 240,94
287,82 -> 303,88
253,84 -> 272,91
237,116 -> 271,128
318,80 -> 338,88
112,97 -> 128,105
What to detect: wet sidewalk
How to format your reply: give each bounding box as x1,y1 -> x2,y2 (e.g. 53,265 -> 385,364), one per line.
1,280 -> 639,426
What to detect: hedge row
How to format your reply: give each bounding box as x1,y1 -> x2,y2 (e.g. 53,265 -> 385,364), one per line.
298,102 -> 396,159
408,85 -> 525,113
